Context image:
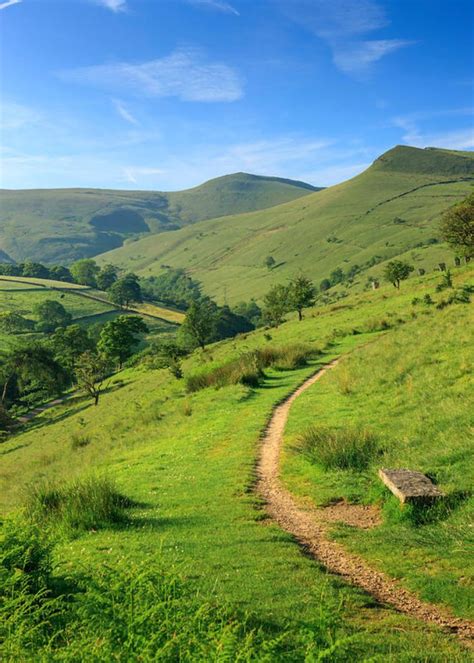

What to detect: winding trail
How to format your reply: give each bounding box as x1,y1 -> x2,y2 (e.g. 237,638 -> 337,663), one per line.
256,360 -> 474,644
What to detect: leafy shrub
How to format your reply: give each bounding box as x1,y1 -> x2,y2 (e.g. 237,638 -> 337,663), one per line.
299,426 -> 381,470
70,433 -> 91,450
25,476 -> 132,535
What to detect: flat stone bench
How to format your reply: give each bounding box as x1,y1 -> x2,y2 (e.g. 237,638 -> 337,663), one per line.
378,468 -> 444,504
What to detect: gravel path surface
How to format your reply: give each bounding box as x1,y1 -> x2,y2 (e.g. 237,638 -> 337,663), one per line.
256,360 -> 474,644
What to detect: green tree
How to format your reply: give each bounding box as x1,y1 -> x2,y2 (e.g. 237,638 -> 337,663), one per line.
109,274 -> 142,308
49,265 -> 73,282
288,274 -> 316,321
329,267 -> 344,285
264,255 -> 276,270
180,299 -> 218,350
0,342 -> 68,407
70,259 -> 100,287
263,284 -> 289,327
34,300 -> 72,333
97,264 -> 119,291
49,324 -> 94,375
233,300 -> 262,327
383,260 -> 414,289
0,312 -> 35,334
440,193 -> 474,257
319,278 -> 331,292
98,315 -> 149,368
21,262 -> 50,279
75,351 -> 110,406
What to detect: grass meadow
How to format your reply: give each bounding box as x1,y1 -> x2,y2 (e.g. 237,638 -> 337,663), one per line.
0,266 -> 472,660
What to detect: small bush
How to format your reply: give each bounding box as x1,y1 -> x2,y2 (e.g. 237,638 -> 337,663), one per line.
25,476 -> 132,535
70,433 -> 91,450
299,426 -> 380,470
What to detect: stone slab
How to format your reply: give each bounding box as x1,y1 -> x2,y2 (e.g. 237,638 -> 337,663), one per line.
378,468 -> 444,503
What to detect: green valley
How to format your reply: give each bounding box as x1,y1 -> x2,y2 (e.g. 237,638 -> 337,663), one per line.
0,173 -> 319,264
100,146 -> 474,303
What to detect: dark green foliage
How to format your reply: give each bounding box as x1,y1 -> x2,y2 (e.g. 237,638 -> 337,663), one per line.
49,324 -> 95,375
96,264 -> 118,291
0,311 -> 35,334
109,273 -> 142,307
70,259 -> 100,287
0,342 -> 69,408
215,305 -> 254,339
298,426 -> 381,470
140,268 -> 202,309
21,262 -> 50,279
233,299 -> 262,327
329,268 -> 344,285
264,255 -> 276,269
179,298 -> 219,349
34,299 -> 72,333
0,263 -> 22,276
436,270 -> 453,291
98,315 -> 148,368
263,284 -> 289,327
319,278 -> 331,292
440,192 -> 474,257
383,260 -> 414,289
48,265 -> 73,282
70,433 -> 92,450
288,274 -> 316,320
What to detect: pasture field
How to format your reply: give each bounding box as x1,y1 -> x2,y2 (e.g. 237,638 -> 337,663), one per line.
1,265 -> 472,660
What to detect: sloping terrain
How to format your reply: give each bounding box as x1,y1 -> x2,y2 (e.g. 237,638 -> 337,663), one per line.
100,146 -> 474,303
0,173 -> 319,264
1,266 -> 472,659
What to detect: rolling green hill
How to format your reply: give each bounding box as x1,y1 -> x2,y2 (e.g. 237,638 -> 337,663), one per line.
0,173 -> 319,264
99,145 -> 474,303
1,266 -> 472,659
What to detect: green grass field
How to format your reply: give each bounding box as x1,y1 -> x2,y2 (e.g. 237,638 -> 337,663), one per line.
100,146 -> 474,304
1,265 -> 472,660
0,173 -> 316,264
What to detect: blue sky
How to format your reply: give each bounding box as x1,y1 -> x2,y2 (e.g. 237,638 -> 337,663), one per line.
1,0 -> 473,190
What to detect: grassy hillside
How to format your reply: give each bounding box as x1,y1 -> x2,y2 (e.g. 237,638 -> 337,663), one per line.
100,146 -> 474,304
1,265 -> 472,659
0,173 -> 319,264
0,276 -> 177,350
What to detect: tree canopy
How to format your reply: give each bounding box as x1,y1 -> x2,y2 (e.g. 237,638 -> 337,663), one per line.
383,260 -> 414,289
440,193 -> 474,257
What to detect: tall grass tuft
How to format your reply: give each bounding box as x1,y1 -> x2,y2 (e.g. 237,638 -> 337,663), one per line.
186,344 -> 317,392
25,476 -> 132,535
299,426 -> 381,470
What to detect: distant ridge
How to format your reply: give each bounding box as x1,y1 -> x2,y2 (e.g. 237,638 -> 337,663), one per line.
99,145 -> 474,303
0,173 -> 319,264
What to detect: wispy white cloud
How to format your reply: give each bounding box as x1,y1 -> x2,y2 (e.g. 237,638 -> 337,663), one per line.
188,0 -> 239,16
392,108 -> 474,148
58,48 -> 243,102
95,0 -> 127,11
123,166 -> 166,184
333,39 -> 414,76
278,0 -> 413,76
112,99 -> 139,125
0,101 -> 41,130
0,0 -> 22,10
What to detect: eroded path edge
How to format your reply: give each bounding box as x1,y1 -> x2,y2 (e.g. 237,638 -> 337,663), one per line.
256,359 -> 474,643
